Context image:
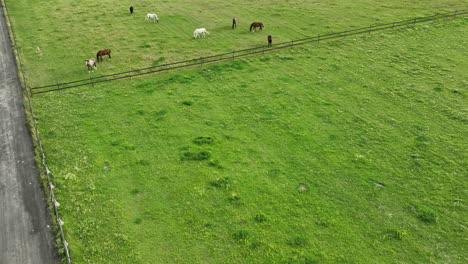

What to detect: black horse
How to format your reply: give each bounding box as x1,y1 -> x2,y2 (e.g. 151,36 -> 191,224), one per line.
267,35 -> 272,47
232,17 -> 237,29
129,6 -> 134,15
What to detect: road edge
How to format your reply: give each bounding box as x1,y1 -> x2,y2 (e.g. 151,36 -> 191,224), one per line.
0,0 -> 68,263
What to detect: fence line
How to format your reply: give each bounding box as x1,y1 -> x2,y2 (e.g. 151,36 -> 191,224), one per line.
0,0 -> 72,263
29,9 -> 467,95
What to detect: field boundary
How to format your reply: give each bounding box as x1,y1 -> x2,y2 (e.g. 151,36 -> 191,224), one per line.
1,0 -> 71,263
29,9 -> 467,95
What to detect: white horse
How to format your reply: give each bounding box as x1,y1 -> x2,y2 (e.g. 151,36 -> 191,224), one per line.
145,13 -> 159,23
193,28 -> 209,39
84,58 -> 97,73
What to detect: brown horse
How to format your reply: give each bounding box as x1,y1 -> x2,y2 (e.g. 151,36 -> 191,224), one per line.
250,22 -> 264,32
96,49 -> 111,62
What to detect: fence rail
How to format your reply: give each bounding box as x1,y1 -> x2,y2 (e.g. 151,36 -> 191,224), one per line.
30,9 -> 467,95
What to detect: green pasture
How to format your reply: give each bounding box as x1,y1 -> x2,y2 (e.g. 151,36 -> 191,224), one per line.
7,0 -> 468,86
6,0 -> 468,263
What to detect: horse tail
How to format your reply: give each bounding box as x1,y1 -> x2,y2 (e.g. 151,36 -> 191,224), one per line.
96,51 -> 100,60
250,24 -> 253,31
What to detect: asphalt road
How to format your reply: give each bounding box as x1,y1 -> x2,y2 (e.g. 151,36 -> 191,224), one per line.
0,4 -> 59,264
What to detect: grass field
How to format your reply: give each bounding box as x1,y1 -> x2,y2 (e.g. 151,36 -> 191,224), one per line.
7,0 -> 467,86
6,0 -> 468,263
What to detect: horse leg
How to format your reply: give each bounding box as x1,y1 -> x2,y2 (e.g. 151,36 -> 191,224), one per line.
108,53 -> 111,60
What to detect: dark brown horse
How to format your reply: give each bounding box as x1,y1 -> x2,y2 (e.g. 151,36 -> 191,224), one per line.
250,22 -> 264,32
96,49 -> 111,62
232,17 -> 237,29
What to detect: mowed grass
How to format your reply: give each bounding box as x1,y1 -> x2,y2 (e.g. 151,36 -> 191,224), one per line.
6,0 -> 468,263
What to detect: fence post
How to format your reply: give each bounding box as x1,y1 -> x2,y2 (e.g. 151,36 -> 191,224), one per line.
413,18 -> 417,25
392,22 -> 395,29
89,74 -> 94,88
291,40 -> 294,46
232,50 -> 234,60
263,45 -> 265,54
318,35 -> 320,42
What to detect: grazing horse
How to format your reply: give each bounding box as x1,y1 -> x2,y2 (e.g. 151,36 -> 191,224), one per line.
84,58 -> 97,72
232,17 -> 237,29
129,6 -> 133,15
146,13 -> 159,23
96,49 -> 111,62
267,35 -> 272,47
193,28 -> 209,39
250,22 -> 264,32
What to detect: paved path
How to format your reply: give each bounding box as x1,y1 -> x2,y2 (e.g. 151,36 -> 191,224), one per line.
0,4 -> 59,264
